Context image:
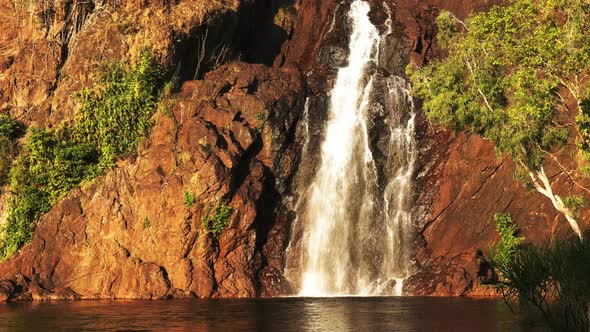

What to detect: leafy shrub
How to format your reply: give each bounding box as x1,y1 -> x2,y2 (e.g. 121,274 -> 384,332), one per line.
408,0 -> 590,172
22,128 -> 100,201
0,115 -> 24,186
435,10 -> 460,48
491,214 -> 590,330
75,50 -> 162,168
202,202 -> 233,238
0,114 -> 23,139
0,188 -> 51,261
562,195 -> 586,218
0,137 -> 12,186
142,216 -> 151,229
273,6 -> 296,31
183,190 -> 196,208
0,51 -> 163,260
407,1 -> 588,170
493,240 -> 590,331
490,213 -> 525,272
0,128 -> 100,260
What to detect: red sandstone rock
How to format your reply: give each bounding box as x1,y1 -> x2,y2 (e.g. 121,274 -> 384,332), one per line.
0,62 -> 304,301
1,0 -> 587,302
0,0 -> 242,125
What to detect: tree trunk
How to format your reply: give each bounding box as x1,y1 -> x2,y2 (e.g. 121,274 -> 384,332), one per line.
528,166 -> 584,241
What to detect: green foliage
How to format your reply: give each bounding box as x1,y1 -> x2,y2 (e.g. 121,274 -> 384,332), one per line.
256,112 -> 266,121
490,213 -> 525,272
493,240 -> 590,331
23,128 -> 100,202
202,202 -> 233,238
0,115 -> 23,140
563,194 -> 586,218
183,190 -> 196,208
75,50 -> 162,168
0,127 -> 99,260
435,11 -> 460,48
408,0 -> 590,172
0,187 -> 51,261
0,137 -> 12,186
273,6 -> 296,32
577,99 -> 590,171
0,115 -> 24,187
142,216 -> 151,229
0,51 -> 163,260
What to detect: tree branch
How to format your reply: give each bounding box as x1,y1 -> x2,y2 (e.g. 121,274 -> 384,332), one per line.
465,58 -> 494,113
541,149 -> 590,195
525,165 -> 584,240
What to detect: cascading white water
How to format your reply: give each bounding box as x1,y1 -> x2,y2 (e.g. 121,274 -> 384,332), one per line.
287,0 -> 418,297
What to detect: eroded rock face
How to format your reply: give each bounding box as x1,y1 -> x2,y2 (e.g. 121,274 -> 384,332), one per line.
2,0 -> 587,302
406,129 -> 590,296
0,0 -> 233,123
0,0 -> 291,126
392,0 -> 590,296
0,62 -> 304,301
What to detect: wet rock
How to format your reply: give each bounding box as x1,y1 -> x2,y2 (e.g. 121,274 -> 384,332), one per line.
408,124 -> 590,296
0,280 -> 16,302
476,251 -> 498,285
53,288 -> 82,301
259,267 -> 294,297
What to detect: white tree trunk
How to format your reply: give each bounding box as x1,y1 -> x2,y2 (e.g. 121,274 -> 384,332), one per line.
528,166 -> 583,241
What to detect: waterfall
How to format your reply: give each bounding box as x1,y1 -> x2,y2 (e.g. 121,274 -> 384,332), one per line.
286,0 -> 417,297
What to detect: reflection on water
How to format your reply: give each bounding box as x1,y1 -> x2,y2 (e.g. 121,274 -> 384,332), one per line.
0,297 -> 546,332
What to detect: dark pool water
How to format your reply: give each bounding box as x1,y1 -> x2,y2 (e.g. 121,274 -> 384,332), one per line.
0,297 -> 547,331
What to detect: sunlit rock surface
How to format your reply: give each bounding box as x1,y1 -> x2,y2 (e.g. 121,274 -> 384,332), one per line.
0,62 -> 304,300
2,0 -> 588,301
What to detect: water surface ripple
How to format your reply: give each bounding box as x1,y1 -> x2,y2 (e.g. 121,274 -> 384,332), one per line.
0,297 -> 546,331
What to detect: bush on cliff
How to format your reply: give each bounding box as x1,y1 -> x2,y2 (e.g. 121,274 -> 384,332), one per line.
0,51 -> 163,260
75,50 -> 162,168
202,202 -> 233,239
0,128 -> 99,260
489,213 -> 524,272
408,0 -> 590,240
183,190 -> 196,208
0,115 -> 24,187
492,231 -> 590,330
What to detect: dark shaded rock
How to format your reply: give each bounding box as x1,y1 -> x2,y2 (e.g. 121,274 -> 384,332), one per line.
0,280 -> 16,302
476,251 -> 498,285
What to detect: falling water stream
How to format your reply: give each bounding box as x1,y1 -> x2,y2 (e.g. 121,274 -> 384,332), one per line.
286,0 -> 417,297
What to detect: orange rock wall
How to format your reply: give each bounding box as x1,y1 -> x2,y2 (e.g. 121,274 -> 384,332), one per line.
1,0 -> 588,301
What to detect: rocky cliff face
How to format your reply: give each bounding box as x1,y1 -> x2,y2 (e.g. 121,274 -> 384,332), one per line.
392,0 -> 590,296
0,0 -> 296,125
280,0 -> 521,297
1,0 -> 587,302
0,62 -> 304,300
276,0 -> 589,297
0,0 -> 305,300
